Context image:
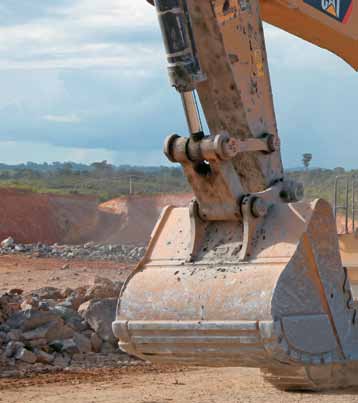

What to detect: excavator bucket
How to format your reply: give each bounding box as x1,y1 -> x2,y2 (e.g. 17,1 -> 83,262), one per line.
114,197 -> 358,390
114,0 -> 358,390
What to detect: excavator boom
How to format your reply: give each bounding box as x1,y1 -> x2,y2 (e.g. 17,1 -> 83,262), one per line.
114,0 -> 358,391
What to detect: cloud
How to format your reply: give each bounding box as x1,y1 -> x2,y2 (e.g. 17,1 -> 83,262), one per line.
0,1 -> 357,169
44,114 -> 81,124
0,0 -> 161,71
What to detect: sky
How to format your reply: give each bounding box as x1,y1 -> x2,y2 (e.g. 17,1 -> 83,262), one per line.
0,1 -> 358,169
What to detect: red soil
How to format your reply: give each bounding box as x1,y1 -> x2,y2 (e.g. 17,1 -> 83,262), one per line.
99,193 -> 193,245
0,189 -> 192,246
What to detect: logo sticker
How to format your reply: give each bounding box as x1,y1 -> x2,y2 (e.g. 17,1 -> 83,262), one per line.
304,0 -> 353,23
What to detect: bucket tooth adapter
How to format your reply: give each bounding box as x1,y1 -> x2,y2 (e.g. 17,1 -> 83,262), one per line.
114,0 -> 358,390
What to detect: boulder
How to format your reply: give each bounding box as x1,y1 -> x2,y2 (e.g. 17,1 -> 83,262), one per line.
90,333 -> 102,353
66,317 -> 88,333
27,287 -> 63,301
35,349 -> 54,364
15,347 -> 36,364
22,319 -> 64,342
79,298 -> 117,344
1,237 -> 14,248
73,333 -> 92,353
51,306 -> 78,322
60,333 -> 91,355
85,277 -> 118,300
5,341 -> 24,358
28,338 -> 48,349
8,329 -> 22,341
6,309 -> 60,331
68,287 -> 87,310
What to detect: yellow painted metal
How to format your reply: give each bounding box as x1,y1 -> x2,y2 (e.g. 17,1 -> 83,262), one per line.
260,0 -> 358,70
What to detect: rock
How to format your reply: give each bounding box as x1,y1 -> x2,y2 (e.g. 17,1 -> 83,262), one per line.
8,329 -> 22,341
53,353 -> 71,368
51,305 -> 78,322
28,287 -> 63,301
62,325 -> 75,339
66,317 -> 88,333
35,349 -> 54,364
0,294 -> 12,323
79,298 -> 117,344
38,301 -> 50,311
1,241 -> 144,263
0,324 -> 10,333
90,333 -> 102,353
63,288 -> 74,298
85,277 -> 117,300
49,340 -> 63,353
0,331 -> 8,345
6,309 -> 60,331
22,319 -> 64,342
69,287 -> 87,310
15,347 -> 36,364
57,333 -> 91,355
28,338 -> 48,349
73,333 -> 92,353
100,341 -> 117,354
8,288 -> 23,295
5,341 -> 24,358
21,301 -> 35,311
57,298 -> 73,309
1,237 -> 14,248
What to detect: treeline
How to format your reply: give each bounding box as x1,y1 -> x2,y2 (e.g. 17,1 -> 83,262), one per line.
0,161 -> 354,203
0,161 -> 190,201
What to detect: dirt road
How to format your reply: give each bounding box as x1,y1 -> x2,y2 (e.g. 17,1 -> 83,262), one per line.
3,366 -> 358,403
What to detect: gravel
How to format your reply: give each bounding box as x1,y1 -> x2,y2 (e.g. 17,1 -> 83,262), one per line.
0,239 -> 146,263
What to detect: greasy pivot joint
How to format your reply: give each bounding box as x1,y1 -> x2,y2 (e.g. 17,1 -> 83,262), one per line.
164,132 -> 280,164
251,197 -> 269,218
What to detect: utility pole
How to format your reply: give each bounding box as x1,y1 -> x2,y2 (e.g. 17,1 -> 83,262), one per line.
129,176 -> 133,195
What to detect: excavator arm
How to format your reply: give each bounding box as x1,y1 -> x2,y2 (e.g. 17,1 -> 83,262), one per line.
114,0 -> 358,391
261,0 -> 358,70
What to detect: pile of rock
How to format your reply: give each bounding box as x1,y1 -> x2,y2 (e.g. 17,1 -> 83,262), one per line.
0,237 -> 146,262
0,277 -> 136,376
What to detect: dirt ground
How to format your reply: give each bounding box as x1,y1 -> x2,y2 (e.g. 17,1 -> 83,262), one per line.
0,255 -> 132,294
3,255 -> 358,402
3,366 -> 358,403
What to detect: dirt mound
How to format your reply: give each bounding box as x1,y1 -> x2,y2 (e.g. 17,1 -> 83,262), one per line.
0,189 -> 120,245
0,189 -> 192,246
99,193 -> 193,245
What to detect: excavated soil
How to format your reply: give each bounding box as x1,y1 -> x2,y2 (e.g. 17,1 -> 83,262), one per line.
0,189 -> 192,245
99,193 -> 192,245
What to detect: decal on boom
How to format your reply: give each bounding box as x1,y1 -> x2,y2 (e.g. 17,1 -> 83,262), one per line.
304,0 -> 353,23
